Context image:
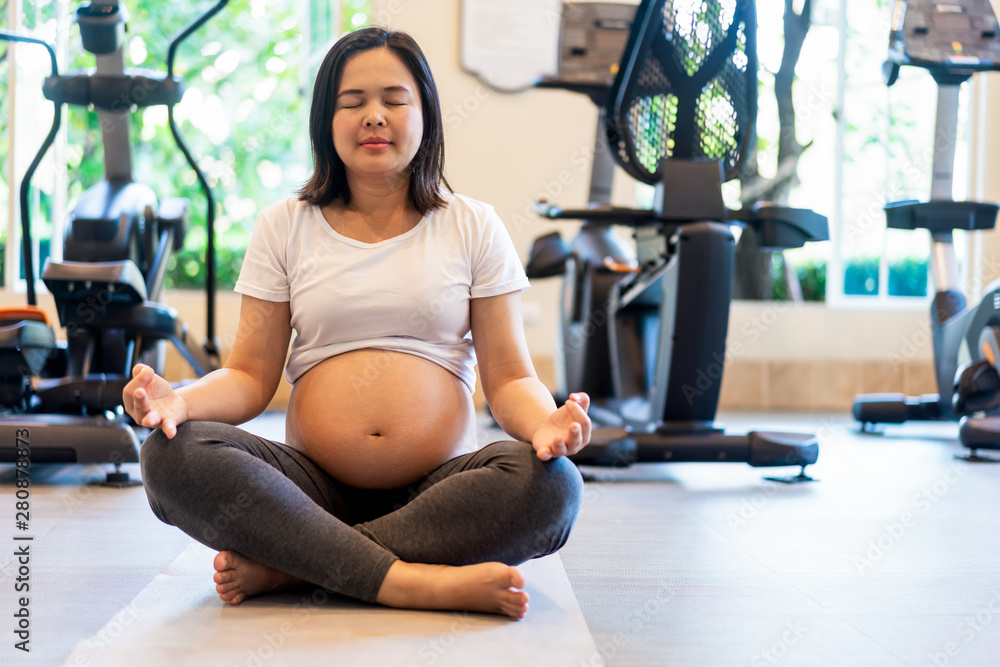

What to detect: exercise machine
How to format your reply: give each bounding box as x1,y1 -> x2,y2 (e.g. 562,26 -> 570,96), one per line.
0,0 -> 226,482
851,0 -> 1000,460
526,0 -> 828,478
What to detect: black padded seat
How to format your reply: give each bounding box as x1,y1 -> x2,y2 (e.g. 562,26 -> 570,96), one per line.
42,259 -> 148,305
733,203 -> 830,249
0,321 -> 57,376
884,200 -> 998,233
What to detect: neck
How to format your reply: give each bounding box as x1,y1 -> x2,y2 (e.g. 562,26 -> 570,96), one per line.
345,174 -> 413,219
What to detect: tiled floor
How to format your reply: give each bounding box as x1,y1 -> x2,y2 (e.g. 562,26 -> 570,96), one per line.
1,410 -> 998,666
561,412 -> 1000,666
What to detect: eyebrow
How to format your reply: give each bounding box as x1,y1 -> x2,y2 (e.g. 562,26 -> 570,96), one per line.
337,85 -> 411,97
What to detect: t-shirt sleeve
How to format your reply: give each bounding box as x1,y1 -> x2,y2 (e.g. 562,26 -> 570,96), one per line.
234,202 -> 290,302
470,206 -> 531,298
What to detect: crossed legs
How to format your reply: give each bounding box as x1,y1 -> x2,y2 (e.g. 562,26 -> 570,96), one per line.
139,421 -> 583,617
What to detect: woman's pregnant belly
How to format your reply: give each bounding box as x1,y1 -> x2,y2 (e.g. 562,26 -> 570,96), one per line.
286,349 -> 477,489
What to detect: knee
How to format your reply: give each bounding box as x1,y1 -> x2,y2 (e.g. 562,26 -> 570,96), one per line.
138,421 -> 201,479
138,422 -> 218,509
520,445 -> 584,557
539,455 -> 584,527
493,441 -> 584,528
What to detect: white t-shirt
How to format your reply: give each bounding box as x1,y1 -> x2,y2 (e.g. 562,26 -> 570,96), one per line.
234,192 -> 530,392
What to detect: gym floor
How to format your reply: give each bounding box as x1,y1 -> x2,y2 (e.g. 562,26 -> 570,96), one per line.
1,410 -> 997,666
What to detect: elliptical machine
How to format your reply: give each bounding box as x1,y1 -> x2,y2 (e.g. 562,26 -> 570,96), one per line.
0,0 -> 226,483
851,0 -> 1000,461
526,0 -> 828,478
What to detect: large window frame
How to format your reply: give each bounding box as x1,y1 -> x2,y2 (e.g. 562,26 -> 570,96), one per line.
2,0 -> 375,295
4,1 -> 979,306
767,0 -> 975,309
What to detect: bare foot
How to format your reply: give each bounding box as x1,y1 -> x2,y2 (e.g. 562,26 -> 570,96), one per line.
376,561 -> 529,619
212,551 -> 306,605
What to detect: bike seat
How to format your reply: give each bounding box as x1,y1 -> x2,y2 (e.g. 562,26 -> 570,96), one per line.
884,200 -> 998,232
42,259 -> 148,305
732,203 -> 830,249
0,320 -> 57,376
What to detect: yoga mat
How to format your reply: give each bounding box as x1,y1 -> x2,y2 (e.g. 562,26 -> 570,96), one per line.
62,543 -> 599,667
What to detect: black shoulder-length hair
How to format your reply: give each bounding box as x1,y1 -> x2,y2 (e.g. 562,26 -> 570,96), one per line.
298,27 -> 451,214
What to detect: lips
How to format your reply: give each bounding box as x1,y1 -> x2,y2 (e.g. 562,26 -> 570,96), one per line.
360,137 -> 390,146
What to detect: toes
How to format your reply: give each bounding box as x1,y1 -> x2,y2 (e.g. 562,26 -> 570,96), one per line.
213,551 -> 234,572
216,580 -> 241,594
506,566 -> 525,591
501,596 -> 528,619
218,589 -> 243,604
214,569 -> 235,584
509,589 -> 529,606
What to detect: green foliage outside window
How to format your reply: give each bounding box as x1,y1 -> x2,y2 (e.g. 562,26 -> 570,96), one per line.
79,0 -> 304,290
769,255 -> 928,301
840,255 -> 928,298
1,1 -> 372,291
770,254 -> 826,302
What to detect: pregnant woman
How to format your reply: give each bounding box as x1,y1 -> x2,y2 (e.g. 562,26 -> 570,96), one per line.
123,26 -> 589,619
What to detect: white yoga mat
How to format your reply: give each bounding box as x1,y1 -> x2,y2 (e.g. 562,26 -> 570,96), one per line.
63,543 -> 599,667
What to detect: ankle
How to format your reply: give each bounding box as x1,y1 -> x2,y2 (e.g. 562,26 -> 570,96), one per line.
375,560 -> 413,607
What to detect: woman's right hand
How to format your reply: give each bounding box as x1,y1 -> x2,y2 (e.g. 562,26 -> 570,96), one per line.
123,363 -> 189,439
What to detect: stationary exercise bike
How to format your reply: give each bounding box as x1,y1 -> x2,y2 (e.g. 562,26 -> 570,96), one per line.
0,0 -> 226,483
851,0 -> 1000,461
526,0 -> 828,477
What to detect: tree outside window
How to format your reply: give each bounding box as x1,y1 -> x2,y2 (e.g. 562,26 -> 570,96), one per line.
735,0 -> 960,302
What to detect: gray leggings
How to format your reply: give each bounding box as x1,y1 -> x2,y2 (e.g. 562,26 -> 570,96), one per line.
139,421 -> 583,603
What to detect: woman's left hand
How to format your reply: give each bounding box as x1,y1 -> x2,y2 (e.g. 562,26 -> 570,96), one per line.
532,392 -> 592,461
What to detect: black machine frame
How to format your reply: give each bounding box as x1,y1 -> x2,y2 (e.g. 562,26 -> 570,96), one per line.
852,0 -> 1000,461
0,0 -> 227,483
527,0 -> 829,478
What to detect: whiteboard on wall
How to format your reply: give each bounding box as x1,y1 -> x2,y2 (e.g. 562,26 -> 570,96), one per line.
460,0 -> 562,92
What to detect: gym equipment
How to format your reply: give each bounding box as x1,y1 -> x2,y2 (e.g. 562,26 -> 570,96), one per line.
851,0 -> 1000,460
526,0 -> 828,478
0,0 -> 226,483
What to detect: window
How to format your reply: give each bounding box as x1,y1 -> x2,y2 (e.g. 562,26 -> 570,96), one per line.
738,0 -> 969,305
2,0 -> 372,292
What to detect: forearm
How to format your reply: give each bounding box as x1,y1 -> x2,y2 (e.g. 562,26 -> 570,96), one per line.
487,376 -> 558,443
175,367 -> 274,425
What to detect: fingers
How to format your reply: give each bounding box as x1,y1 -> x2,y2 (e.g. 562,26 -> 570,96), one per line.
124,365 -> 152,409
568,391 -> 590,412
563,399 -> 592,446
541,437 -> 567,460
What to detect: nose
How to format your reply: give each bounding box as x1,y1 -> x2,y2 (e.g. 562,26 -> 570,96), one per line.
365,107 -> 385,127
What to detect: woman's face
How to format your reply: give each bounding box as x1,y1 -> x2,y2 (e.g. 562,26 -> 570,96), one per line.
332,47 -> 425,187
